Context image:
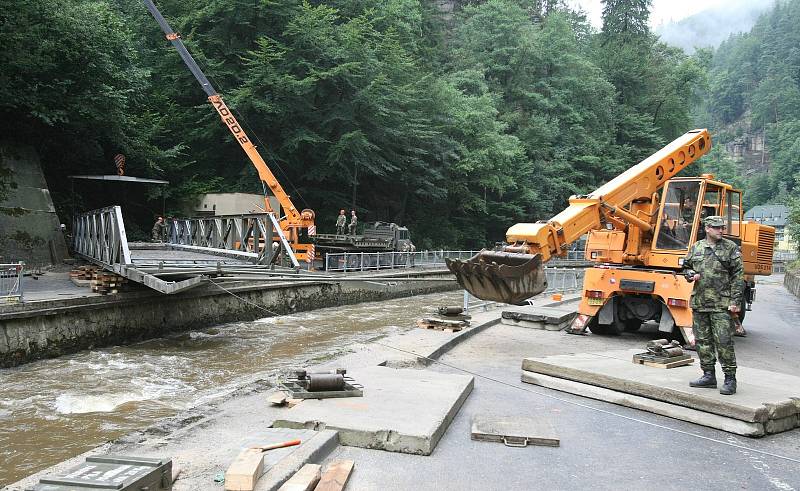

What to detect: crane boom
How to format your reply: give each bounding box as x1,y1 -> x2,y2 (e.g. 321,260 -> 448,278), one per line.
142,0 -> 314,233
506,129 -> 710,261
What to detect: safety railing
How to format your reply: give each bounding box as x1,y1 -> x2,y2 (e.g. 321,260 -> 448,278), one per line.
325,251 -> 418,271
773,250 -> 797,262
168,213 -> 298,267
1,263 -> 24,303
324,249 -> 587,272
73,206 -> 132,267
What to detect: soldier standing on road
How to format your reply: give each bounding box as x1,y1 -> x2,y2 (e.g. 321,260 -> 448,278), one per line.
683,215 -> 744,395
151,216 -> 166,242
348,210 -> 358,235
335,209 -> 347,235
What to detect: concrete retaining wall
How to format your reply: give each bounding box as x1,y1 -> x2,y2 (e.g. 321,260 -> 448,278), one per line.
0,142 -> 68,266
0,272 -> 455,368
784,270 -> 800,298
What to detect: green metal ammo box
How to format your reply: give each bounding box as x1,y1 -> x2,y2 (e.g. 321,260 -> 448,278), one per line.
29,455 -> 172,491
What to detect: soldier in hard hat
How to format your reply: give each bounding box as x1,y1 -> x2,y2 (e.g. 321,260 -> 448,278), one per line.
335,209 -> 347,235
682,215 -> 744,395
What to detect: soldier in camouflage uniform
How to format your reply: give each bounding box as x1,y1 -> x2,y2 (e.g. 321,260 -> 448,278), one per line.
335,209 -> 347,235
683,215 -> 744,395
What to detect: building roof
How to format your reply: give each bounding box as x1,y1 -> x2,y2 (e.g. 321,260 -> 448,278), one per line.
744,204 -> 789,227
69,175 -> 169,184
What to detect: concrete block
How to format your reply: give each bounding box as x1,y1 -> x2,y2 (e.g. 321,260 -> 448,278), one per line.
521,349 -> 800,434
501,306 -> 577,331
273,366 -> 473,455
521,370 -> 766,437
471,414 -> 559,447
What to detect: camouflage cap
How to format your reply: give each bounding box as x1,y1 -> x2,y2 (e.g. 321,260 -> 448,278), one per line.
704,215 -> 725,227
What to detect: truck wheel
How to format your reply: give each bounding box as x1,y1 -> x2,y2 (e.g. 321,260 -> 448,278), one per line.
587,316 -> 610,335
738,294 -> 747,323
623,319 -> 643,332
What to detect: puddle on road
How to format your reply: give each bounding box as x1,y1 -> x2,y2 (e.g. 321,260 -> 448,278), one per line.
0,291 -> 461,486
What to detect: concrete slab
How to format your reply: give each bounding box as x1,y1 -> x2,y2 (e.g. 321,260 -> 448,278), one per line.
501,305 -> 577,331
471,414 -> 559,447
272,366 -> 474,455
521,349 -> 800,435
521,371 -> 765,437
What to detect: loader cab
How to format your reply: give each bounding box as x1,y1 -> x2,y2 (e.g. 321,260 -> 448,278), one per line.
653,177 -> 743,254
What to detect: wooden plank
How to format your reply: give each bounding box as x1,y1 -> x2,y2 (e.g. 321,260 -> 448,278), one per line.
278,463 -> 321,491
225,448 -> 264,491
268,391 -> 288,406
314,460 -> 354,491
642,358 -> 694,369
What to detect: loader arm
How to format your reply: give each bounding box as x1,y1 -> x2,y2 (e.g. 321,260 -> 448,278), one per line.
142,0 -> 314,232
447,129 -> 711,304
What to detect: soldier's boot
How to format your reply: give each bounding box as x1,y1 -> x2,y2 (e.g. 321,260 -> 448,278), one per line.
720,374 -> 737,395
689,370 -> 717,388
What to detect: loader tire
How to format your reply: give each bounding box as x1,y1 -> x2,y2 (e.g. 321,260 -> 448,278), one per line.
587,316 -> 612,335
623,319 -> 643,332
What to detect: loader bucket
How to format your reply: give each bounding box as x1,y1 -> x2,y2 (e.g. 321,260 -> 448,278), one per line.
445,250 -> 546,305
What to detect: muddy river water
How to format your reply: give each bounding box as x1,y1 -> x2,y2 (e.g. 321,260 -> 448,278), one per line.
0,291 -> 462,486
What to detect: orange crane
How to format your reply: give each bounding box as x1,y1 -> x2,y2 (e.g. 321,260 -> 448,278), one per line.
143,0 -> 316,261
447,129 -> 775,344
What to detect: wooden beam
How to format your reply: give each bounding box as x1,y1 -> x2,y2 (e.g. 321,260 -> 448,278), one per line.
224,448 -> 264,491
278,463 -> 321,491
315,460 -> 355,491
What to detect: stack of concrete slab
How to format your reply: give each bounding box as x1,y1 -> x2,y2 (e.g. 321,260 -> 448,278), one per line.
501,305 -> 577,331
273,366 -> 473,455
521,349 -> 800,437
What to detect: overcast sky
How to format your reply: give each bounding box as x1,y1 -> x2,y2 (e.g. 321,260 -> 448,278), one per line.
566,0 -> 733,28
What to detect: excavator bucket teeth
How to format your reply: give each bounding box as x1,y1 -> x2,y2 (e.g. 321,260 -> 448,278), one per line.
445,250 -> 547,305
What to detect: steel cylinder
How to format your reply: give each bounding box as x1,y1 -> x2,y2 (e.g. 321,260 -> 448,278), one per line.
438,306 -> 464,316
662,347 -> 684,357
307,373 -> 345,392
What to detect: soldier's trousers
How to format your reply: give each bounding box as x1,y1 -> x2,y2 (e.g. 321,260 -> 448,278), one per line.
692,311 -> 737,375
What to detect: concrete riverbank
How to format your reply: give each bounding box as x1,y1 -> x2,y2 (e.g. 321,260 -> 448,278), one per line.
0,269 -> 455,367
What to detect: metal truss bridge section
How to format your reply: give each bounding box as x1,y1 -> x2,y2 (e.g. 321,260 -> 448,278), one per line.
72,206 -> 300,294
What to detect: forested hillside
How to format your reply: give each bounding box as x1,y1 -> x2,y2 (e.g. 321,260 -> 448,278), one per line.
696,0 -> 800,215
1,0 -> 795,248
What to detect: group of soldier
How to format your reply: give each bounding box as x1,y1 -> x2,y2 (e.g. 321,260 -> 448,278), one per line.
335,209 -> 358,236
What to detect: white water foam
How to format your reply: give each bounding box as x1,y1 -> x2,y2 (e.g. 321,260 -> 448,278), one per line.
55,392 -> 151,414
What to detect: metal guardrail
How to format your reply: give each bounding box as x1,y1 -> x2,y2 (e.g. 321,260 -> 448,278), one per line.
168,213 -> 298,267
1,263 -> 24,303
324,249 -> 588,272
773,251 -> 797,262
324,252 -> 413,272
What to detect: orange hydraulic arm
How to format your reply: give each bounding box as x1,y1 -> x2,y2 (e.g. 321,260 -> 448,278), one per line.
505,129 -> 711,261
143,1 -> 314,240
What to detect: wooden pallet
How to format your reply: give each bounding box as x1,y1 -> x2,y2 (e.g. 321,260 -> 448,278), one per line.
69,265 -> 99,280
632,352 -> 694,369
416,317 -> 468,332
90,272 -> 128,295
